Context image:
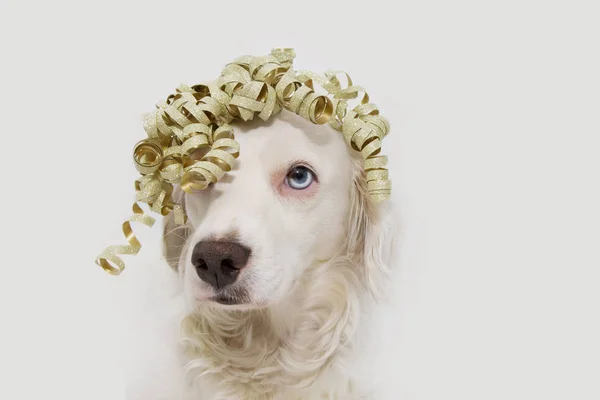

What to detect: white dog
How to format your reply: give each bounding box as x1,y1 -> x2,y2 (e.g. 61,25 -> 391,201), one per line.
124,112 -> 398,400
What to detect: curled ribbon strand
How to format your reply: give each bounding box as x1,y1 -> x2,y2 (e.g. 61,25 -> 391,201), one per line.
97,48 -> 392,275
95,203 -> 155,275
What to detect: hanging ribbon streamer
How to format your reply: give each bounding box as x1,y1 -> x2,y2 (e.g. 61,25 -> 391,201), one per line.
96,48 -> 391,275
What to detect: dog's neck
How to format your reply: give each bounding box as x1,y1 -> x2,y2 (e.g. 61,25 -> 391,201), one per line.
180,257 -> 363,399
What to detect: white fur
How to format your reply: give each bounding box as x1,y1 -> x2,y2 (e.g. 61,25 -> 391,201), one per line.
125,113 -> 398,400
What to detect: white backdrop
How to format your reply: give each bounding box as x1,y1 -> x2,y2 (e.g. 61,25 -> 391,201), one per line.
1,0 -> 599,399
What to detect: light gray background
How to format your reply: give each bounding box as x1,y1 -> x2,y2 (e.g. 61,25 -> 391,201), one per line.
1,0 -> 599,399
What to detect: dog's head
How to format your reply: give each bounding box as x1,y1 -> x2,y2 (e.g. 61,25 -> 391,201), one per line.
163,112 -> 396,310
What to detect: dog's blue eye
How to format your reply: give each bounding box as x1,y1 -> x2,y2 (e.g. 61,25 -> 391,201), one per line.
285,166 -> 314,190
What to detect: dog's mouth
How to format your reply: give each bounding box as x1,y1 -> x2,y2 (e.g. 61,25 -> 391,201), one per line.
205,285 -> 253,307
211,294 -> 240,305
205,290 -> 270,311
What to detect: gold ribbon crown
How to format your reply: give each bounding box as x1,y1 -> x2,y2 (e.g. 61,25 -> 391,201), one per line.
96,48 -> 391,275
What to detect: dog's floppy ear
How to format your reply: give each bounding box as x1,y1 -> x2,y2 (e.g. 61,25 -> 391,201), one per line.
363,198 -> 397,300
347,163 -> 399,301
162,186 -> 190,271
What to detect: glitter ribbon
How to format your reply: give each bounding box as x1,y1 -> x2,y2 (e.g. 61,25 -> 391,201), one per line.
96,48 -> 391,274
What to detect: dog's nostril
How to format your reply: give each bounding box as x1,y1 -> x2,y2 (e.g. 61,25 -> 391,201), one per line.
221,259 -> 237,275
192,257 -> 208,270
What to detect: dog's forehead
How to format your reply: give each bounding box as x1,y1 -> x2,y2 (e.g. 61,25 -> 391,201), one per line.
232,113 -> 347,167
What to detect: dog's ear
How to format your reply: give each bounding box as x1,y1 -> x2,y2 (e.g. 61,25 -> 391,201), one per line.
347,163 -> 399,301
363,198 -> 397,301
162,186 -> 190,271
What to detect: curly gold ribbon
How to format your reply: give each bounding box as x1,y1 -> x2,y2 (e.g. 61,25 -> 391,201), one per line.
97,48 -> 391,274
95,203 -> 155,275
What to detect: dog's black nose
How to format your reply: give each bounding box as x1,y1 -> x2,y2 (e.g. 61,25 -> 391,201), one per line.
191,240 -> 251,289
